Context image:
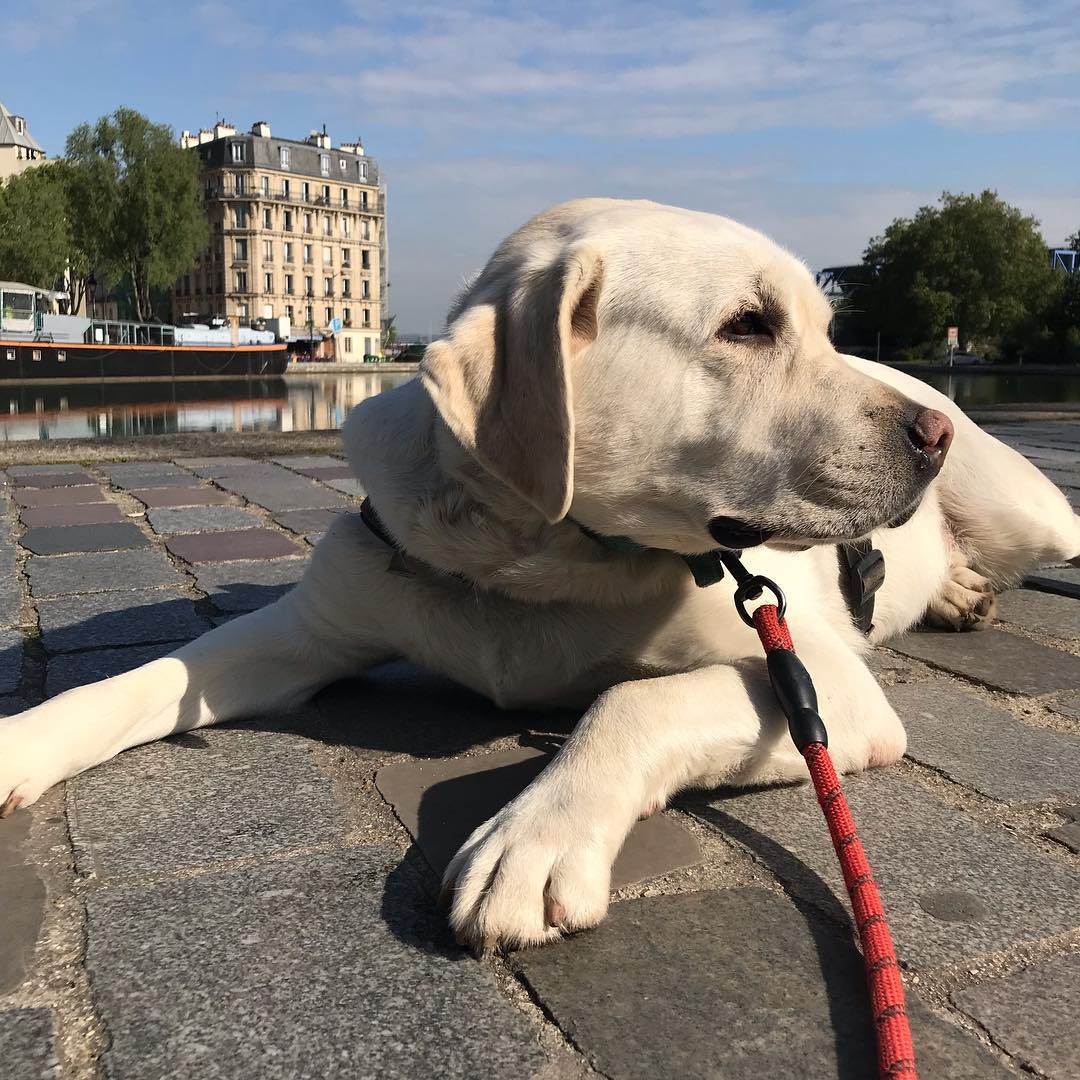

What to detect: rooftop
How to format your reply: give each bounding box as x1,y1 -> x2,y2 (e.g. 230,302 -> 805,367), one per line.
0,102 -> 44,154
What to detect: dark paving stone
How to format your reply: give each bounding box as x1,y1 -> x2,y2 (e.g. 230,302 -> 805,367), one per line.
20,522 -> 149,556
47,641 -> 184,697
146,505 -> 264,535
0,628 -> 24,694
179,456 -> 258,477
129,486 -> 232,508
887,681 -> 1080,801
193,558 -> 306,611
111,473 -> 204,490
514,888 -> 1009,1080
996,587 -> 1080,642
214,477 -> 350,511
0,1008 -> 58,1080
954,954 -> 1080,1078
0,817 -> 45,995
271,507 -> 345,535
13,471 -> 95,489
69,728 -> 348,878
296,465 -> 355,481
100,462 -> 196,483
1047,822 -> 1080,853
1047,690 -> 1080,721
1026,566 -> 1080,600
38,589 -> 208,653
85,849 -> 544,1080
27,548 -> 187,598
7,463 -> 88,476
688,769 -> 1080,969
323,477 -> 364,497
271,455 -> 345,469
376,746 -> 701,887
166,528 -> 304,564
12,485 -> 106,508
887,627 -> 1080,695
19,502 -> 125,528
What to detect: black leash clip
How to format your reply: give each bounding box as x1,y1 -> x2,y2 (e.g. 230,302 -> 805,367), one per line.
719,551 -> 788,627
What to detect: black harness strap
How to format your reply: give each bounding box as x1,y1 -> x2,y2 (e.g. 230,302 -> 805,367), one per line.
838,540 -> 886,635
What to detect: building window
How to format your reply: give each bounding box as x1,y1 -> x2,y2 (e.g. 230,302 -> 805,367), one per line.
322,216 -> 332,236
342,248 -> 351,267
303,244 -> 313,263
342,278 -> 351,297
284,241 -> 294,262
261,176 -> 269,196
302,181 -> 310,202
362,308 -> 370,326
231,142 -> 245,163
264,273 -> 273,293
322,184 -> 330,201
263,239 -> 273,260
235,238 -> 248,261
320,153 -> 330,176
285,304 -> 294,320
343,307 -> 351,325
234,173 -> 246,194
340,158 -> 347,171
5,349 -> 14,361
359,162 -> 367,181
236,271 -> 248,292
361,279 -> 369,299
234,205 -> 248,228
304,213 -> 313,234
279,146 -> 290,168
344,336 -> 353,352
365,337 -> 372,355
238,303 -> 248,317
263,208 -> 272,228
32,349 -> 42,362
323,247 -> 332,265
304,275 -> 313,296
325,306 -> 333,324
361,220 -> 370,240
342,218 -> 351,238
361,249 -> 370,270
340,189 -> 349,207
283,210 -> 293,231
324,276 -> 333,296
285,274 -> 294,294
57,350 -> 66,362
361,191 -> 369,209
282,179 -> 291,197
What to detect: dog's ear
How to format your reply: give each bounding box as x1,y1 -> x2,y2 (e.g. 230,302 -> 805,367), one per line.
421,245 -> 603,522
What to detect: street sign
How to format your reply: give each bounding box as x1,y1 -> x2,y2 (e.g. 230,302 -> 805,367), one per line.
946,326 -> 959,347
330,317 -> 342,333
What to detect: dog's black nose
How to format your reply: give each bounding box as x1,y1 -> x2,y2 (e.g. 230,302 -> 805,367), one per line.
907,408 -> 953,472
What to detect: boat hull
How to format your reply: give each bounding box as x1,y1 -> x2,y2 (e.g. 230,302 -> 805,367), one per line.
0,341 -> 289,380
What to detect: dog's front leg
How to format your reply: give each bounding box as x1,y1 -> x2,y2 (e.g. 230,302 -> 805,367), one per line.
443,634 -> 903,951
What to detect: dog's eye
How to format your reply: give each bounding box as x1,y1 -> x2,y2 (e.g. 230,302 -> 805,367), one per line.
719,312 -> 770,340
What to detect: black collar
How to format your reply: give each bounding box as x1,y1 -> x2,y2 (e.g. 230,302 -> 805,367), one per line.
359,497 -> 884,635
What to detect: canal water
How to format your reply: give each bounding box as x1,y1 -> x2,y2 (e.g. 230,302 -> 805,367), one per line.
0,369 -> 1077,442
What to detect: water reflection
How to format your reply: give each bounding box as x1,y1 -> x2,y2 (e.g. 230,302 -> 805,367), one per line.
0,373 -> 415,442
924,371 -> 1080,408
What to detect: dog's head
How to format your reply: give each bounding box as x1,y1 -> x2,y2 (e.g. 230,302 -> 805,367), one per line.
421,198 -> 951,553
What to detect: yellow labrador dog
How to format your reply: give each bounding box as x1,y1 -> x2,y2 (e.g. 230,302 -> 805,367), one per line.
2,199 -> 1077,951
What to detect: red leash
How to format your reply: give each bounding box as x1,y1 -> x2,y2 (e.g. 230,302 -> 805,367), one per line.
719,553 -> 917,1078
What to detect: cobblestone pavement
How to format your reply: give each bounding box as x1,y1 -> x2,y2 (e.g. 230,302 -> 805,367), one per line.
0,426 -> 1078,1079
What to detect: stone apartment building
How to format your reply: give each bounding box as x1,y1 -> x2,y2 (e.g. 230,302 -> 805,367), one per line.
0,101 -> 46,183
173,121 -> 386,359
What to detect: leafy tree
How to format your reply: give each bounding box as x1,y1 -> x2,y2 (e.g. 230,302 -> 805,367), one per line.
65,108 -> 207,322
0,162 -> 91,312
382,313 -> 397,350
838,191 -> 1056,361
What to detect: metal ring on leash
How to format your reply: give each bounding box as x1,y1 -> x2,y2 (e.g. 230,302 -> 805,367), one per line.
733,574 -> 786,627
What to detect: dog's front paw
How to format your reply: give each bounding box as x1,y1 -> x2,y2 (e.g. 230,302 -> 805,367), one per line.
0,721 -> 58,817
924,559 -> 996,632
440,786 -> 619,952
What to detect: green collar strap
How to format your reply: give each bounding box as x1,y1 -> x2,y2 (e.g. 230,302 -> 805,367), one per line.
572,520 -> 730,588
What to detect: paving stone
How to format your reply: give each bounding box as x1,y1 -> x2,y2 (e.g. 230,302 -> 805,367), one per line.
146,505 -> 264,535
996,587 -> 1080,642
47,641 -> 184,696
0,628 -> 24,693
166,528 -> 304,563
1026,566 -> 1080,600
69,727 -> 349,878
215,477 -> 350,511
514,888 -> 1009,1080
100,462 -> 196,483
13,471 -> 95,489
271,507 -> 345,535
376,746 -> 701,887
193,557 -> 306,611
178,456 -> 258,477
688,769 -> 1080,968
954,954 -> 1080,1078
296,465 -> 355,481
271,454 -> 345,469
7,463 -> 89,476
0,1009 -> 58,1080
0,816 -> 45,995
129,485 -> 232,508
12,485 -> 107,508
19,502 -> 125,528
887,680 -> 1080,801
1047,822 -> 1080,853
887,627 -> 1080,695
1047,689 -> 1080,721
20,521 -> 149,556
323,476 -> 365,496
85,849 -> 544,1080
27,548 -> 187,598
38,589 -> 208,653
110,472 -> 204,490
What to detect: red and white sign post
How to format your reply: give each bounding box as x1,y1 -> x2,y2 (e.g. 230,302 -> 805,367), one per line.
946,326 -> 959,367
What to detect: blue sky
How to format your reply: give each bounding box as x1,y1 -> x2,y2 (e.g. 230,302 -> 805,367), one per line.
7,0 -> 1080,333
